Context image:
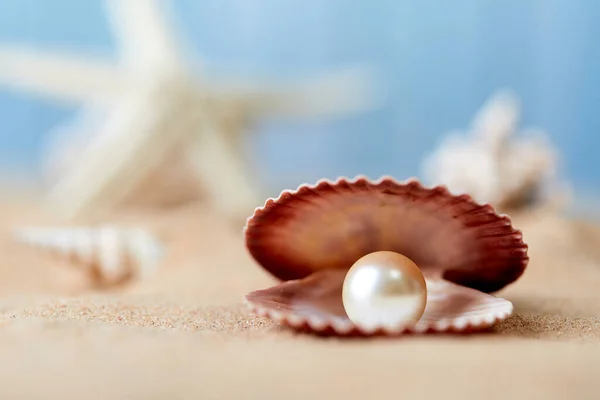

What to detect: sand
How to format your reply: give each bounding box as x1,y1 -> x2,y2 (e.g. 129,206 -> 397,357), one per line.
0,199 -> 599,400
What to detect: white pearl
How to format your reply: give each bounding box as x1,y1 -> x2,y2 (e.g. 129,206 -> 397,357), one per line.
342,251 -> 427,330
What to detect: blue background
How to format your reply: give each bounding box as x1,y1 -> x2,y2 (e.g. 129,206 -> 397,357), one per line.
0,0 -> 599,205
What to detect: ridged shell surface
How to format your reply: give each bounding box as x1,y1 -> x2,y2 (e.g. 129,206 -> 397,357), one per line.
245,175 -> 529,293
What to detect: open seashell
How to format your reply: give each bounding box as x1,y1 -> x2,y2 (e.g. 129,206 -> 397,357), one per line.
13,225 -> 165,286
243,176 -> 529,336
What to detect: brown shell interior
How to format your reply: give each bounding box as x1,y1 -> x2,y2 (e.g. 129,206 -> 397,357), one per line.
245,178 -> 529,293
246,269 -> 513,334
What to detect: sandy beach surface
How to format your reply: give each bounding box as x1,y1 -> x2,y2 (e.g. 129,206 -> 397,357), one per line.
0,199 -> 599,400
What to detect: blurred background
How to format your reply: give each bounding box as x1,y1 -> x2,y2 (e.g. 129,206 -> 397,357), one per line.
0,0 -> 599,216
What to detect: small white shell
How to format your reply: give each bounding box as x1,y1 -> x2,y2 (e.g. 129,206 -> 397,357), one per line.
421,90 -> 561,210
13,225 -> 165,285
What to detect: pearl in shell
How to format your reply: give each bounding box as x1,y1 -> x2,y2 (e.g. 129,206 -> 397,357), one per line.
342,251 -> 427,330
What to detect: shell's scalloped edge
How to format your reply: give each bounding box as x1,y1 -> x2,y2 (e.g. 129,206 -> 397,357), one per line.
243,174 -> 523,236
242,297 -> 514,336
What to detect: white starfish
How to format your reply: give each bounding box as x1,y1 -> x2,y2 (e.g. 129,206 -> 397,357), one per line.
0,0 -> 375,222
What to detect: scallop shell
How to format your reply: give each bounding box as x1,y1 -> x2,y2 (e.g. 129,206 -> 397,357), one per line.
13,225 -> 165,285
244,175 -> 529,336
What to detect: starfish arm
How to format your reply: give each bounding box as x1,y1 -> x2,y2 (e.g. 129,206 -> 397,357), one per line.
40,103 -> 112,185
186,119 -> 262,221
103,0 -> 185,72
0,46 -> 126,104
45,86 -> 190,220
204,67 -> 378,120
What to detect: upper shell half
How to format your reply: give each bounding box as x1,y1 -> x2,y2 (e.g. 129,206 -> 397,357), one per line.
244,176 -> 529,335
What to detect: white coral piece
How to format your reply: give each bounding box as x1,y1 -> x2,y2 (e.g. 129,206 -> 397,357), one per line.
421,90 -> 564,210
13,225 -> 165,285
